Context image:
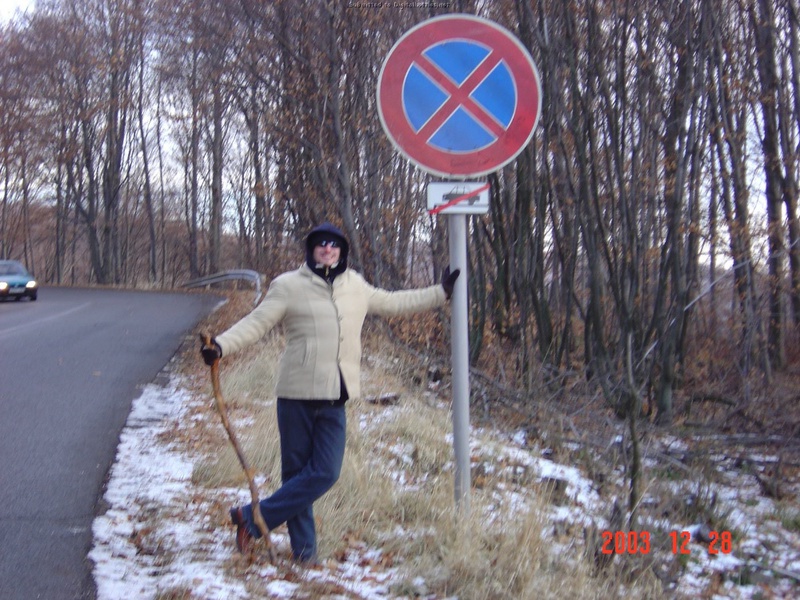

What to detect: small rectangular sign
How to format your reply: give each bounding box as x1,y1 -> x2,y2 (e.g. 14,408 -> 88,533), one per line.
427,182 -> 490,215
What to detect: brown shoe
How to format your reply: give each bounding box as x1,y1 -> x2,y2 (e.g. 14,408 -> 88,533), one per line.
230,507 -> 254,554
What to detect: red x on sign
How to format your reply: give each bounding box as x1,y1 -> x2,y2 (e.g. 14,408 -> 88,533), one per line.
378,15 -> 541,178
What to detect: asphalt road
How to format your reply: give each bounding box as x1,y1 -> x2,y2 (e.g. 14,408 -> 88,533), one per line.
0,287 -> 222,600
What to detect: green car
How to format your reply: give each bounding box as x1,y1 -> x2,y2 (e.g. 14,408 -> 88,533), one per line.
0,260 -> 38,301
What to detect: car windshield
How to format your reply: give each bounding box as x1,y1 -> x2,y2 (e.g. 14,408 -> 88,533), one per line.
0,262 -> 27,276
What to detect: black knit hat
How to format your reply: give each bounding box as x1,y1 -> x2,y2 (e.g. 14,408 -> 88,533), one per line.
305,222 -> 349,270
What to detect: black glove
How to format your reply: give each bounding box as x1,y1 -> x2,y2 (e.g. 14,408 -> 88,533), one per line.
200,337 -> 222,366
441,266 -> 461,299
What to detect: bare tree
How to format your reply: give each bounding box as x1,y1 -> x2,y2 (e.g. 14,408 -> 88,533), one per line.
751,0 -> 787,368
1,0 -> 798,431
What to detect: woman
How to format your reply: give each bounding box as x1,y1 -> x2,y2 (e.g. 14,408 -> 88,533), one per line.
201,222 -> 459,562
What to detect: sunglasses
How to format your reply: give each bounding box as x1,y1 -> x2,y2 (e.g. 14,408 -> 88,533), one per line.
316,240 -> 340,248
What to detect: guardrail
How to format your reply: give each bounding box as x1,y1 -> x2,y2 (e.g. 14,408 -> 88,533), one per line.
183,269 -> 263,306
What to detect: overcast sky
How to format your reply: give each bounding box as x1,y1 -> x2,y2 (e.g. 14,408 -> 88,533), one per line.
0,0 -> 33,23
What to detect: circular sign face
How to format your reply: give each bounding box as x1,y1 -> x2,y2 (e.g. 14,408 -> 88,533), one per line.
377,14 -> 541,178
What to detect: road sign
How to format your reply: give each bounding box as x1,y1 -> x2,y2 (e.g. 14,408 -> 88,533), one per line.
378,14 -> 541,178
427,181 -> 490,215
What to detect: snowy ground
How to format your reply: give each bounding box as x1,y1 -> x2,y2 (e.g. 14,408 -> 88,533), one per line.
89,375 -> 800,599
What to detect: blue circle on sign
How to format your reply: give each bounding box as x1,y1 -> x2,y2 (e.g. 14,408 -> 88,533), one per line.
402,40 -> 516,153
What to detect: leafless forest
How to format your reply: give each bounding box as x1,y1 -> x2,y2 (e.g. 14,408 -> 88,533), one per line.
2,0 -> 799,431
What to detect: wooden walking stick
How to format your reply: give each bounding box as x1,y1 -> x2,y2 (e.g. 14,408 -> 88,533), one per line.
201,333 -> 274,561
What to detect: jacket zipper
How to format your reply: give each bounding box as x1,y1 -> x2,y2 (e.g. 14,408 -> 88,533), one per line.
329,275 -> 344,399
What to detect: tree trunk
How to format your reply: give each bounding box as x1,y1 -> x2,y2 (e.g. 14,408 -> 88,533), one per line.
209,82 -> 224,275
752,0 -> 786,369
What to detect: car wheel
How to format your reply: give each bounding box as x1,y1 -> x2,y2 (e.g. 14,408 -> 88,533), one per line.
30,294 -> 38,301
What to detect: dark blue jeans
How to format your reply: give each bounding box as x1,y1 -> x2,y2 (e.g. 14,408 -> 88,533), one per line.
240,398 -> 346,562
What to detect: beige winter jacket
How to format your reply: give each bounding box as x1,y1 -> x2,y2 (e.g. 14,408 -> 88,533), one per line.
216,263 -> 446,400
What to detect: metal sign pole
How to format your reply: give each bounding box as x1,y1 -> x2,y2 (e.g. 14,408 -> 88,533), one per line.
448,213 -> 471,511
378,14 -> 542,514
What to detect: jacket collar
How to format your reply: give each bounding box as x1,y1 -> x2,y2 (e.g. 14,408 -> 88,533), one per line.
300,263 -> 344,287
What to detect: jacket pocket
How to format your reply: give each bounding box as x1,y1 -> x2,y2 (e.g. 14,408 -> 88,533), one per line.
284,339 -> 314,369
302,338 -> 317,366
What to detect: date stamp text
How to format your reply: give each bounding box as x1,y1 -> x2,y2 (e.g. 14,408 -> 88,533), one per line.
599,530 -> 733,555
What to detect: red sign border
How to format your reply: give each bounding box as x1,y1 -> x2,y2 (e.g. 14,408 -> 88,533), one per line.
378,14 -> 541,178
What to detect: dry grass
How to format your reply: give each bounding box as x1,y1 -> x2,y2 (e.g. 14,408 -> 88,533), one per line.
186,323 -> 660,600
117,289 -> 794,600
